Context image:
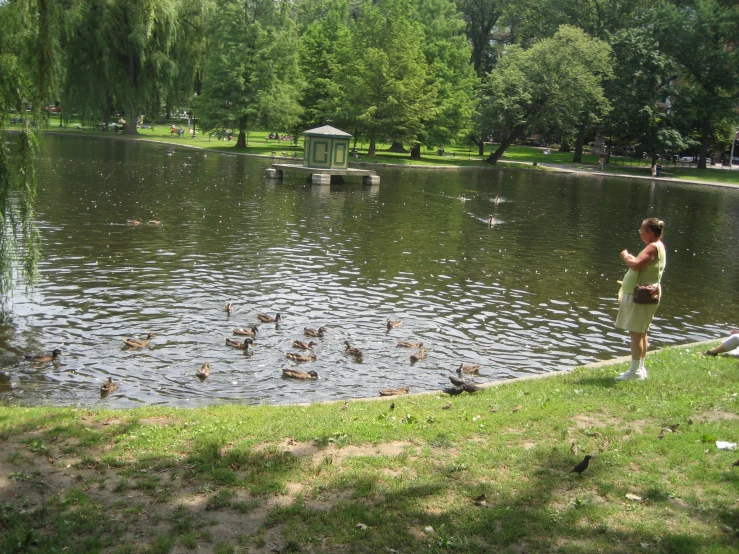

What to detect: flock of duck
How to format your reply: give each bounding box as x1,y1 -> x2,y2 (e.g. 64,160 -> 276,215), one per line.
23,307 -> 486,399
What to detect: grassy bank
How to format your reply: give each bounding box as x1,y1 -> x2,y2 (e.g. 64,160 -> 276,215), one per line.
1,342 -> 737,553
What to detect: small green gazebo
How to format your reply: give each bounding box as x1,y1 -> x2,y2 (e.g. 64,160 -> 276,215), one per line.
303,125 -> 352,169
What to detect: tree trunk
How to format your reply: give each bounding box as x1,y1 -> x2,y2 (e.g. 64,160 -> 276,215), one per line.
485,128 -> 524,164
236,115 -> 247,148
559,137 -> 571,153
409,142 -> 421,159
368,135 -> 376,156
469,134 -> 485,156
123,103 -> 138,135
605,135 -> 613,163
572,121 -> 588,163
389,141 -> 406,153
697,117 -> 710,170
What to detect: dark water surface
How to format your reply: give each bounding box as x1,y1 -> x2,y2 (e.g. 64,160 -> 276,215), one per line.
1,135 -> 737,407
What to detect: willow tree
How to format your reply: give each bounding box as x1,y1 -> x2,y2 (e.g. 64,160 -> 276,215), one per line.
0,0 -> 65,298
198,0 -> 303,148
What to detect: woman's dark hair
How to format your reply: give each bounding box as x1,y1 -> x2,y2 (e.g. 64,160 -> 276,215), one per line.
642,218 -> 664,238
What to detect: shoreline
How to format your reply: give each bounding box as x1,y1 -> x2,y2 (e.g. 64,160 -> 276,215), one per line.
43,129 -> 739,190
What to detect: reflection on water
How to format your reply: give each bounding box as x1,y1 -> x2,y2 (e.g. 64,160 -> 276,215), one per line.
1,136 -> 737,407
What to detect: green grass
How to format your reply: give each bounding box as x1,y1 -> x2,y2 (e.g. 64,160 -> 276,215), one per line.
1,342 -> 737,553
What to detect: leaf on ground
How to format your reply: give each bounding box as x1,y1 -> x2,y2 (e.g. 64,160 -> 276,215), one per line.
356,523 -> 368,531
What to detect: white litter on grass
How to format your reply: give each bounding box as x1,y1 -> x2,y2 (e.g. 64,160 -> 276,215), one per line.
716,441 -> 737,450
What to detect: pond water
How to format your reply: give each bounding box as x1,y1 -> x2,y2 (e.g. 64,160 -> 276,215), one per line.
1,135 -> 737,407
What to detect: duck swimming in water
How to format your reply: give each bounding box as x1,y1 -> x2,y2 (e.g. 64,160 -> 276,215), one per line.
304,326 -> 328,337
457,362 -> 481,375
122,333 -> 156,348
281,368 -> 319,379
396,340 -> 423,348
387,319 -> 403,331
257,313 -> 281,323
292,339 -> 317,350
233,326 -> 258,337
344,341 -> 363,359
410,347 -> 427,363
196,362 -> 211,380
225,337 -> 254,350
24,349 -> 62,364
285,352 -> 317,362
100,377 -> 118,396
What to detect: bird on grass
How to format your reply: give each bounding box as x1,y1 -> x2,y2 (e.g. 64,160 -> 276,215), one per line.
100,377 -> 117,396
387,319 -> 403,331
397,340 -> 423,348
379,386 -> 409,396
285,352 -> 317,362
304,326 -> 328,338
457,362 -> 481,375
410,347 -> 427,363
257,313 -> 281,323
571,455 -> 593,476
225,337 -> 254,350
24,349 -> 62,364
443,385 -> 465,396
196,362 -> 211,380
282,368 -> 319,379
122,333 -> 156,348
292,339 -> 317,350
344,341 -> 363,359
448,375 -> 481,393
233,326 -> 258,337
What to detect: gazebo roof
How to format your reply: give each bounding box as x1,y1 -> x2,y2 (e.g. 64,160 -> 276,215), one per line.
303,125 -> 352,138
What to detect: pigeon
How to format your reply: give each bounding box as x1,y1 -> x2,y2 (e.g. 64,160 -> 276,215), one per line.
443,385 -> 465,396
571,455 -> 593,476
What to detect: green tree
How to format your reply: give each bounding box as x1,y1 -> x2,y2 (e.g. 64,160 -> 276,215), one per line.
456,0 -> 507,76
0,0 -> 65,297
337,0 -> 435,156
198,0 -> 303,148
480,25 -> 612,164
656,0 -> 739,168
413,0 -> 478,154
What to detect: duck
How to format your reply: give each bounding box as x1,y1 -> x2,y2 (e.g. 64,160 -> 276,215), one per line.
285,352 -> 317,362
494,195 -> 501,205
196,362 -> 211,380
304,326 -> 328,337
410,347 -> 427,363
396,340 -> 423,348
379,385 -> 410,396
122,333 -> 156,348
223,302 -> 234,313
226,337 -> 254,350
387,319 -> 402,331
100,377 -> 117,396
148,220 -> 162,225
292,339 -> 317,350
457,362 -> 481,375
257,313 -> 281,323
233,326 -> 258,337
487,215 -> 496,227
449,375 -> 482,393
344,341 -> 363,358
127,219 -> 141,225
281,368 -> 319,379
24,349 -> 62,363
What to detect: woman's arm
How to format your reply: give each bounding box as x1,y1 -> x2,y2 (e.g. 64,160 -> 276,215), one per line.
619,243 -> 657,271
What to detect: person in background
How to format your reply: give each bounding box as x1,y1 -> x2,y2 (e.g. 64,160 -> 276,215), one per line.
614,218 -> 667,381
703,330 -> 739,356
599,156 -> 604,171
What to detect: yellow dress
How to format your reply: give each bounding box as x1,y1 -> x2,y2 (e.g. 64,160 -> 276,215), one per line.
614,242 -> 666,333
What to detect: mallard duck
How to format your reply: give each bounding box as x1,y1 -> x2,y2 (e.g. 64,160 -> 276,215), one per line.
285,352 -> 317,362
304,326 -> 328,337
292,339 -> 317,350
397,341 -> 423,348
100,377 -> 117,396
410,347 -> 427,363
148,220 -> 162,225
233,326 -> 258,337
226,337 -> 254,350
196,362 -> 211,380
457,362 -> 481,375
24,349 -> 62,363
344,341 -> 363,358
387,319 -> 402,330
379,385 -> 409,396
127,219 -> 141,225
449,375 -> 481,393
281,368 -> 319,379
122,333 -> 156,348
223,302 -> 234,313
257,313 -> 281,323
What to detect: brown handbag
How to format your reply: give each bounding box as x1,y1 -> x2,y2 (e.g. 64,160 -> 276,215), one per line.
632,246 -> 662,304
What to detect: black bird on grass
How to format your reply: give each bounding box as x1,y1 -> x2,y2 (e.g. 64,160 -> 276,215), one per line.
571,455 -> 593,476
443,385 -> 465,396
448,375 -> 482,393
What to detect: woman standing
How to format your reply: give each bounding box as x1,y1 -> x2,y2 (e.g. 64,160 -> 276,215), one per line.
614,218 -> 666,381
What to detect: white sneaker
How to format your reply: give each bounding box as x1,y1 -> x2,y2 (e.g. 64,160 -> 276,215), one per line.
615,369 -> 637,381
636,367 -> 648,381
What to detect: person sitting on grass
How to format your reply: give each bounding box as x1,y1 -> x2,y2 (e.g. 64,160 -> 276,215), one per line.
703,330 -> 739,356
